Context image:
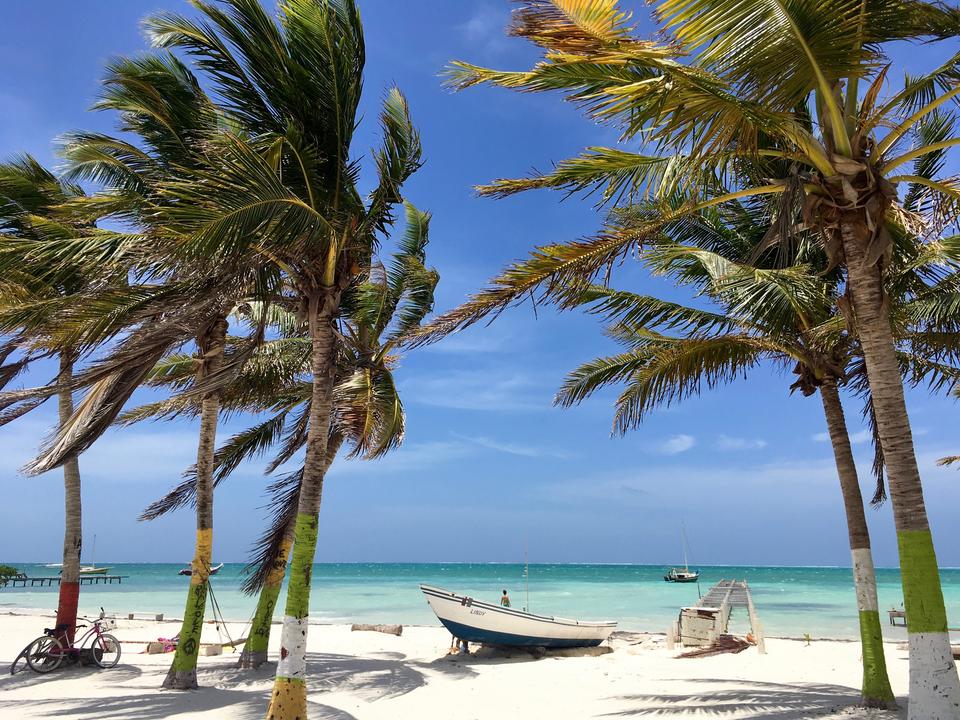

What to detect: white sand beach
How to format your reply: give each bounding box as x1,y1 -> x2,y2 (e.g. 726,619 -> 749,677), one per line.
0,610 -> 915,720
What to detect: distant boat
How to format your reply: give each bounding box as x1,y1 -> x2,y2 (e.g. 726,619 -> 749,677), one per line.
179,563 -> 223,577
664,523 -> 700,583
420,584 -> 616,648
54,535 -> 111,575
79,566 -> 111,576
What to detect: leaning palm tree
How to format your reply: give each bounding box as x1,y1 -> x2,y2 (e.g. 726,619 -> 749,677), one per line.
0,54 -> 282,689
0,156 -> 114,647
134,2 -> 425,712
558,200 -> 960,707
59,55 -> 287,690
134,202 -> 438,669
414,3 -> 960,712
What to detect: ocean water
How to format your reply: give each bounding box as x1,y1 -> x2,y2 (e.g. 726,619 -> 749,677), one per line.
3,563 -> 958,640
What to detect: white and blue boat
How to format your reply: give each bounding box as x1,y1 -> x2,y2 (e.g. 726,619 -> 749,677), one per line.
420,584 -> 616,648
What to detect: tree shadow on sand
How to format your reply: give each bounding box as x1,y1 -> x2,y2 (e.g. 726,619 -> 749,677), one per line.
602,679 -> 906,719
205,651 -> 426,702
0,687 -> 269,720
0,662 -> 143,691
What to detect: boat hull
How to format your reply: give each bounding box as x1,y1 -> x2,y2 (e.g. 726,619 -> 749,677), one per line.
420,585 -> 616,649
79,567 -> 110,575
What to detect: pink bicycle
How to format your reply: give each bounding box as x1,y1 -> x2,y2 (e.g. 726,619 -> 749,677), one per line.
22,608 -> 121,673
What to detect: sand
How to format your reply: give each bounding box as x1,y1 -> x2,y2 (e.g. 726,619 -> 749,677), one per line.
0,610 -> 911,719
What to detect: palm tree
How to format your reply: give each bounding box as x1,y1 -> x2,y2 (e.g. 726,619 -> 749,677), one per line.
0,54 -> 282,689
557,201 -> 958,707
59,55 -> 265,691
134,203 -> 438,669
137,2 -> 425,713
0,156 -> 110,647
414,3 -> 960,712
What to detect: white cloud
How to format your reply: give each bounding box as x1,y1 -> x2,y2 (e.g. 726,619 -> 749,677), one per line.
715,434 -> 767,451
659,434 -> 696,455
812,429 -> 871,444
422,332 -> 506,355
331,441 -> 473,476
452,433 -> 573,459
400,369 -> 549,412
456,4 -> 511,58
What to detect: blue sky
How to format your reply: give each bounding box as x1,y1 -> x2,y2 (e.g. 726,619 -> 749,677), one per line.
1,1 -> 959,568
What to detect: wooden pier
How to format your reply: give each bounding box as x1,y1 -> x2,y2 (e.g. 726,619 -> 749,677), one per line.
1,575 -> 127,588
670,579 -> 766,653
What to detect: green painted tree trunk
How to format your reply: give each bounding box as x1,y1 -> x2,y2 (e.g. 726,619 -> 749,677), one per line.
819,378 -> 895,708
266,293 -> 339,720
841,220 -> 960,718
163,317 -> 228,690
54,351 -> 82,646
239,537 -> 292,669
240,436 -> 343,670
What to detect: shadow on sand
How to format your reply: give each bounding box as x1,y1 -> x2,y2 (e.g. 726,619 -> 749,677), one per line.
0,661 -> 143,691
0,650 -> 431,719
602,679 -> 906,719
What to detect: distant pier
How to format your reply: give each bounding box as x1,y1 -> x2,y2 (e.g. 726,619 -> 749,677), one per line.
1,575 -> 127,588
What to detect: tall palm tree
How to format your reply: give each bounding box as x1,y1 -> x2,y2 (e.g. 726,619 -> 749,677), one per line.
134,202 -> 438,669
0,54 -> 282,689
0,156 -> 113,647
557,201 -> 959,707
136,1 -> 426,714
414,3 -> 960,712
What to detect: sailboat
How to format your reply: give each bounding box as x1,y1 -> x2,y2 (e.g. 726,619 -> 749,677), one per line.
664,524 -> 699,583
79,535 -> 111,575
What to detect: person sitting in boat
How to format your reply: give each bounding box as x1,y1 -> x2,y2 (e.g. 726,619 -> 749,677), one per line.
500,589 -> 511,608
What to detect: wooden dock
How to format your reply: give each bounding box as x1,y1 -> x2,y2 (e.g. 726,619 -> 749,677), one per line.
1,575 -> 127,588
670,579 -> 766,653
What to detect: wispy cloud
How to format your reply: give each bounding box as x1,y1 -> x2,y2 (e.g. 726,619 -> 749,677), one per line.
812,429 -> 870,444
659,434 -> 696,455
715,434 -> 767,451
452,432 -> 574,459
332,440 -> 473,476
422,332 -> 506,355
456,3 -> 511,59
400,369 -> 549,412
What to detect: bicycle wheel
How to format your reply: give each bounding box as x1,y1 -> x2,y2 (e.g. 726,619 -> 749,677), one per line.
24,636 -> 64,673
92,633 -> 121,668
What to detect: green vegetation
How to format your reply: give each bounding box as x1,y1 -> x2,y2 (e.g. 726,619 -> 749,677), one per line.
1,2 -> 960,719
416,1 -> 960,715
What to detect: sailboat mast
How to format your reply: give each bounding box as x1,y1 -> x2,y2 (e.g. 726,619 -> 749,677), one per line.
681,525 -> 689,572
524,543 -> 530,612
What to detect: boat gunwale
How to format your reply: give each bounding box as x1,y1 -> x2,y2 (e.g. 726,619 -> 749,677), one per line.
419,584 -> 617,629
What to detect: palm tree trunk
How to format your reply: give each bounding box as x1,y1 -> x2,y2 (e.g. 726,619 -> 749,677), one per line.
163,316 -> 228,690
819,378 -> 895,709
239,535 -> 293,670
240,436 -> 343,670
841,221 -> 960,718
266,293 -> 339,720
54,350 -> 82,646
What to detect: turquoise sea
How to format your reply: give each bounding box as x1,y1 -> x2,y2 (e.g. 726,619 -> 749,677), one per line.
3,563 -> 959,640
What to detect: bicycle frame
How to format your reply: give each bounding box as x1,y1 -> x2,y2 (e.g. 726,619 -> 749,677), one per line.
48,619 -> 113,658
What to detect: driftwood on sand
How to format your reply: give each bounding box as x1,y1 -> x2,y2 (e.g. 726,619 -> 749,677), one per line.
678,635 -> 753,658
350,623 -> 403,636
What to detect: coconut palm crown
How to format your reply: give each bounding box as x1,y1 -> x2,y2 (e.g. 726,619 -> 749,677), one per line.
410,2 -> 960,714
